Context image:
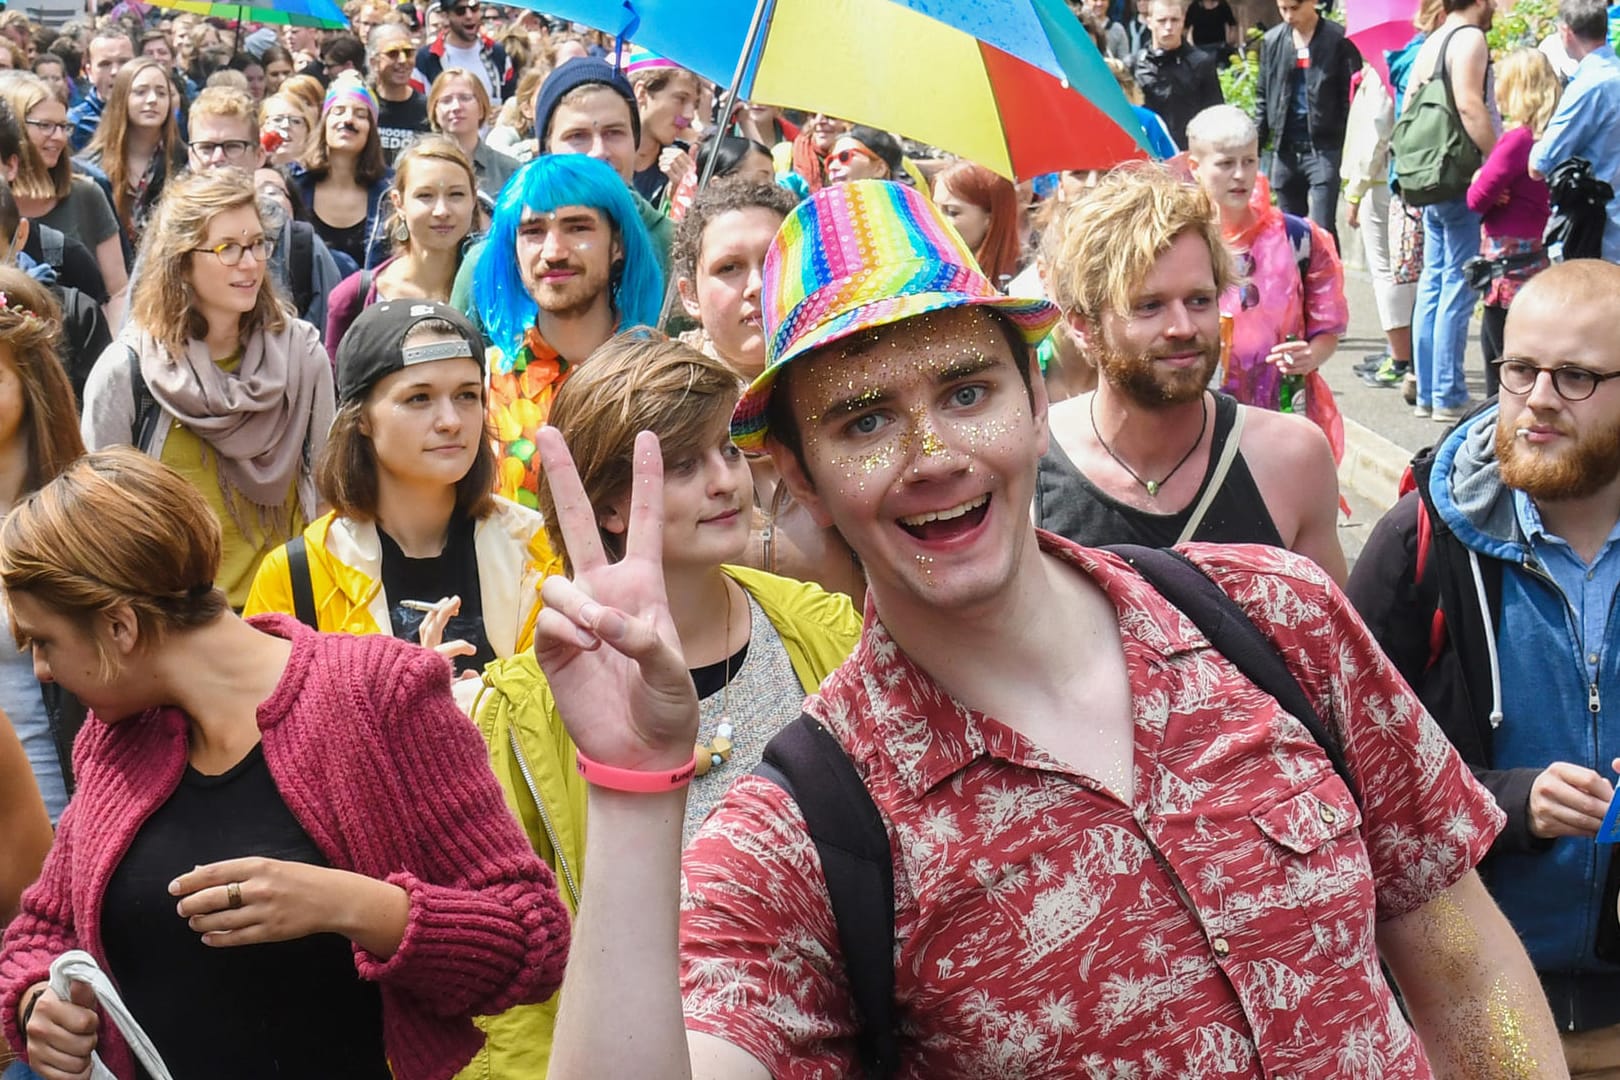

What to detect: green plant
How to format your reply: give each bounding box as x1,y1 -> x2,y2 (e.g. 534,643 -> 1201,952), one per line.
1218,27 -> 1262,120
1486,0 -> 1557,55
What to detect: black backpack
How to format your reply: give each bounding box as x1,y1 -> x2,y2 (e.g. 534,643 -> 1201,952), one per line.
755,545 -> 1360,1077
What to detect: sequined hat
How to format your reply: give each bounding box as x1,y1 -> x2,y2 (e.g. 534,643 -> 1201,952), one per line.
729,179 -> 1059,453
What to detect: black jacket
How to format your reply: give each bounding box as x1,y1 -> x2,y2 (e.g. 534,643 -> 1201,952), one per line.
1344,435 -> 1533,851
1132,43 -> 1224,150
1256,16 -> 1361,153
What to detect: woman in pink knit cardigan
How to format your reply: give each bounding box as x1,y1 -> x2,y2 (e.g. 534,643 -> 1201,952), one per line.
0,449 -> 570,1080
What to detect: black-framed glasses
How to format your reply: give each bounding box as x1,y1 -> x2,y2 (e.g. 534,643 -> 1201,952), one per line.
449,2 -> 480,12
192,238 -> 273,266
24,118 -> 69,136
1493,358 -> 1620,402
189,139 -> 253,160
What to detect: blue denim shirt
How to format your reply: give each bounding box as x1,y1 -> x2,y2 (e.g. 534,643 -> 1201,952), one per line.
1530,45 -> 1620,262
1514,488 -> 1620,687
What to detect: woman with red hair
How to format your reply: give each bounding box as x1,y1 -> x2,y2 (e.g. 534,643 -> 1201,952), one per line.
932,160 -> 1023,288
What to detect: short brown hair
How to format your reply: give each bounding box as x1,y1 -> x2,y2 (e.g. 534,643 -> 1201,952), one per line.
1045,162 -> 1234,325
315,319 -> 497,522
0,448 -> 230,664
130,169 -> 288,356
670,178 -> 797,288
0,267 -> 85,490
540,330 -> 740,569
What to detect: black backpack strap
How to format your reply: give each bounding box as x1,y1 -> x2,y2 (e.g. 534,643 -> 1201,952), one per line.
284,535 -> 318,630
1108,544 -> 1361,808
288,221 -> 315,316
127,345 -> 161,448
756,714 -> 898,1078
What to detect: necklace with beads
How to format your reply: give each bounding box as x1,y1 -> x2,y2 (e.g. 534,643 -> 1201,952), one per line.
694,581 -> 738,778
1089,393 -> 1207,497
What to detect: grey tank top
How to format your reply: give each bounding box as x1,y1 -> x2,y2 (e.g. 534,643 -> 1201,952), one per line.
1035,393 -> 1286,549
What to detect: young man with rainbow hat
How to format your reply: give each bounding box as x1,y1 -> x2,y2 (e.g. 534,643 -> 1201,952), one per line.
530,176 -> 1564,1077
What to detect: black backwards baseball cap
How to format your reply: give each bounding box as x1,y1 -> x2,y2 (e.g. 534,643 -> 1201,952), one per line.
335,300 -> 486,405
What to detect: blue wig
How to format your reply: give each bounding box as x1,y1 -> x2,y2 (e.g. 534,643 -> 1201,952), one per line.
472,154 -> 664,358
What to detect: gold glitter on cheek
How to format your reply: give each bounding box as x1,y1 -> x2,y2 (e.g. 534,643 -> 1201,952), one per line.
1484,975 -> 1538,1079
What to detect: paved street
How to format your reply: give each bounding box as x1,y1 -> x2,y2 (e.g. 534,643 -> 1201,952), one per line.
1325,233 -> 1489,565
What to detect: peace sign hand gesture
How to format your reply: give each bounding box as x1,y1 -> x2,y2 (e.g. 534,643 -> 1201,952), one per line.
533,427 -> 699,771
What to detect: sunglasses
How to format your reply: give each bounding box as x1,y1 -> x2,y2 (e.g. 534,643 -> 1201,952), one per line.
830,145 -> 877,167
380,45 -> 415,60
449,2 -> 480,12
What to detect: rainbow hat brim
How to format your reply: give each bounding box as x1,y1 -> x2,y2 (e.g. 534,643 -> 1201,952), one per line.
730,181 -> 1059,454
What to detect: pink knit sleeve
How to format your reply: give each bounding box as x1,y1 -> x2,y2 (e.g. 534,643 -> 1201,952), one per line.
0,796 -> 83,1053
1303,218 -> 1349,341
349,647 -> 570,1016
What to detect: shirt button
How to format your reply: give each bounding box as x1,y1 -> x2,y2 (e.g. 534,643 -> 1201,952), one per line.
1319,802 -> 1338,825
1592,653 -> 1602,666
1212,936 -> 1231,957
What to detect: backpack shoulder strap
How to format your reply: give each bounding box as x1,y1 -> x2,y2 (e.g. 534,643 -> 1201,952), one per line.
288,221 -> 314,315
284,534 -> 318,630
39,223 -> 65,268
756,714 -> 898,1079
359,268 -> 374,299
127,345 -> 161,448
1107,544 -> 1361,807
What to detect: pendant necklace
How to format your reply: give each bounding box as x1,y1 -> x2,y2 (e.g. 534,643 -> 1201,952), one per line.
694,580 -> 736,778
1089,394 -> 1208,497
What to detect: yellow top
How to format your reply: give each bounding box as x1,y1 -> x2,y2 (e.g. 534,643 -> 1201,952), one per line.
159,354 -> 301,609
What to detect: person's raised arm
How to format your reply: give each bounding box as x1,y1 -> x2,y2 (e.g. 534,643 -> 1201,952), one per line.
1449,31 -> 1498,157
1378,870 -> 1566,1077
536,427 -> 767,1080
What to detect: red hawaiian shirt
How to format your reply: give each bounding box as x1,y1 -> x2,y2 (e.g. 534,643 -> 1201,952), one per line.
679,536 -> 1504,1078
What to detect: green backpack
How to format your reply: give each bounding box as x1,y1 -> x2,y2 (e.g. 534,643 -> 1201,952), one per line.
1391,26 -> 1485,207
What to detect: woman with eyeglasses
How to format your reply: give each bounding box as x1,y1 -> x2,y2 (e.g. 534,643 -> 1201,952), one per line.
0,74 -> 128,322
78,58 -> 186,251
291,74 -> 393,276
259,91 -> 316,167
80,170 -> 334,612
367,23 -> 430,169
323,138 -> 477,359
428,67 -> 519,205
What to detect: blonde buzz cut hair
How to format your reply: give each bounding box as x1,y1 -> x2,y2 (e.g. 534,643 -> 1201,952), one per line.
1185,104 -> 1259,156
1045,162 -> 1234,325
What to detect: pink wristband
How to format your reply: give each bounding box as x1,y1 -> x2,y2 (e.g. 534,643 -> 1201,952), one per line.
575,748 -> 697,793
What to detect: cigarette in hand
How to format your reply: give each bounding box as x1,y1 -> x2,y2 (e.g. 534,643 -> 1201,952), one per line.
399,599 -> 439,613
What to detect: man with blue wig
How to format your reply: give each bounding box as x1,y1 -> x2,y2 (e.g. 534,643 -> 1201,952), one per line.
473,152 -> 664,508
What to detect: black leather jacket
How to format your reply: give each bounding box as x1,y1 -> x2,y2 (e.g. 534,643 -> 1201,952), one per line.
1256,17 -> 1362,152
1132,43 -> 1224,150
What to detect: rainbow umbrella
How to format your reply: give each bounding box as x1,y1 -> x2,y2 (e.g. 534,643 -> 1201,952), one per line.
519,0 -> 1148,179
141,0 -> 347,27
1347,0 -> 1419,85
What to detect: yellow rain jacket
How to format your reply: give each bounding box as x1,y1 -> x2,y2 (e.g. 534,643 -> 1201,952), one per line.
462,564 -> 861,1079
243,499 -> 559,661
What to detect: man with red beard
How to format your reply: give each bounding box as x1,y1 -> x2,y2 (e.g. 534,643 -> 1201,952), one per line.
1035,164 -> 1348,584
1349,257 -> 1620,1077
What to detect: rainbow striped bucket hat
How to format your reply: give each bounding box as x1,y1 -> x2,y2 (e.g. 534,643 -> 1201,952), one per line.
730,179 -> 1059,453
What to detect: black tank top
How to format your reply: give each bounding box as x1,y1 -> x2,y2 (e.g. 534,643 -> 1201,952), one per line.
1035,393 -> 1286,549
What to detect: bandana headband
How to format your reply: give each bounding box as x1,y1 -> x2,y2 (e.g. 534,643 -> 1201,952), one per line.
323,77 -> 379,120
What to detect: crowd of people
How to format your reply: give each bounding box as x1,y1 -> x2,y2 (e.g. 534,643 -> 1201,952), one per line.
0,0 -> 1611,1076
